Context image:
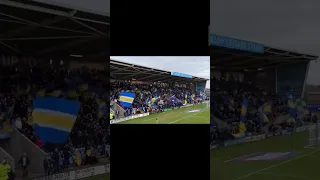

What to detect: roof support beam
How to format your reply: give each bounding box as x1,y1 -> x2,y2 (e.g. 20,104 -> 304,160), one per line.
121,72 -> 152,80
0,41 -> 22,54
212,56 -> 247,66
218,58 -> 262,67
264,49 -> 305,59
212,50 -> 309,61
0,11 -> 69,38
0,0 -> 109,25
70,18 -> 106,35
136,74 -> 162,81
148,76 -> 168,82
110,66 -> 133,73
0,35 -> 96,41
0,16 -> 99,36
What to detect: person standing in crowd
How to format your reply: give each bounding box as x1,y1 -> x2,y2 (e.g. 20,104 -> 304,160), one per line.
63,149 -> 70,169
43,155 -> 50,175
106,144 -> 110,158
115,110 -> 119,119
4,160 -> 13,180
52,148 -> 59,173
18,152 -> 30,177
0,160 -> 8,180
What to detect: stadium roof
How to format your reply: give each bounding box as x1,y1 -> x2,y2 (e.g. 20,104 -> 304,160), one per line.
0,0 -> 109,62
210,34 -> 319,71
32,0 -> 110,17
110,59 -> 209,83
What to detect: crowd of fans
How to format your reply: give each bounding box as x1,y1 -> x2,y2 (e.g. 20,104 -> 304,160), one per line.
0,60 -> 109,176
210,75 -> 314,145
110,81 -> 206,117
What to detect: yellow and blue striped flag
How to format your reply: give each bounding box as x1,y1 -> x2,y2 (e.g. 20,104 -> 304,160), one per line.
239,97 -> 248,122
32,98 -> 80,144
233,97 -> 248,138
119,92 -> 135,107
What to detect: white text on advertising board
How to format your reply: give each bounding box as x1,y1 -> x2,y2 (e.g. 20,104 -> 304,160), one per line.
75,167 -> 95,179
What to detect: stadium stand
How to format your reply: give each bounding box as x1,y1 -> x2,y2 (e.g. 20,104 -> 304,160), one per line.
110,60 -> 209,123
210,34 -> 319,147
0,1 -> 109,179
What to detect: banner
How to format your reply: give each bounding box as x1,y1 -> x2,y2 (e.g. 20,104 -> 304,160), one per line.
119,92 -> 135,107
171,72 -> 192,79
209,34 -> 264,53
32,98 -> 80,144
33,164 -> 110,180
110,113 -> 150,124
75,167 -> 95,179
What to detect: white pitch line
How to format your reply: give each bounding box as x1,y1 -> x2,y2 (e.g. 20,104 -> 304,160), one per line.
231,149 -> 320,180
169,108 -> 209,124
257,172 -> 309,179
224,152 -> 261,163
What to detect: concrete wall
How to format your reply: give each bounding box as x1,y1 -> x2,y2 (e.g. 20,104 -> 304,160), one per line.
110,100 -> 125,118
6,129 -> 46,174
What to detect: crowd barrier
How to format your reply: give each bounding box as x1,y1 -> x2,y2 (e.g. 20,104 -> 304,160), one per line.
33,164 -> 110,180
110,112 -> 150,124
210,124 -> 315,150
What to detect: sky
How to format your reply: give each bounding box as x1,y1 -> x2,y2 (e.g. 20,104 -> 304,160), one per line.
210,0 -> 320,85
111,56 -> 210,88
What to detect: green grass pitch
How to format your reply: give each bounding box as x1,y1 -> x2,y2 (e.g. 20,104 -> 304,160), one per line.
211,131 -> 320,180
115,103 -> 209,124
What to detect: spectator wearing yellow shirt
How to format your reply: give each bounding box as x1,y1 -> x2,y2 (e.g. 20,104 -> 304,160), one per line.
0,160 -> 8,180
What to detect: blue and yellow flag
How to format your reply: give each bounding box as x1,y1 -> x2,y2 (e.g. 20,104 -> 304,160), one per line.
119,92 -> 135,107
239,97 -> 248,122
260,102 -> 272,123
288,98 -> 309,118
233,122 -> 246,138
233,97 -> 248,138
32,98 -> 80,144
